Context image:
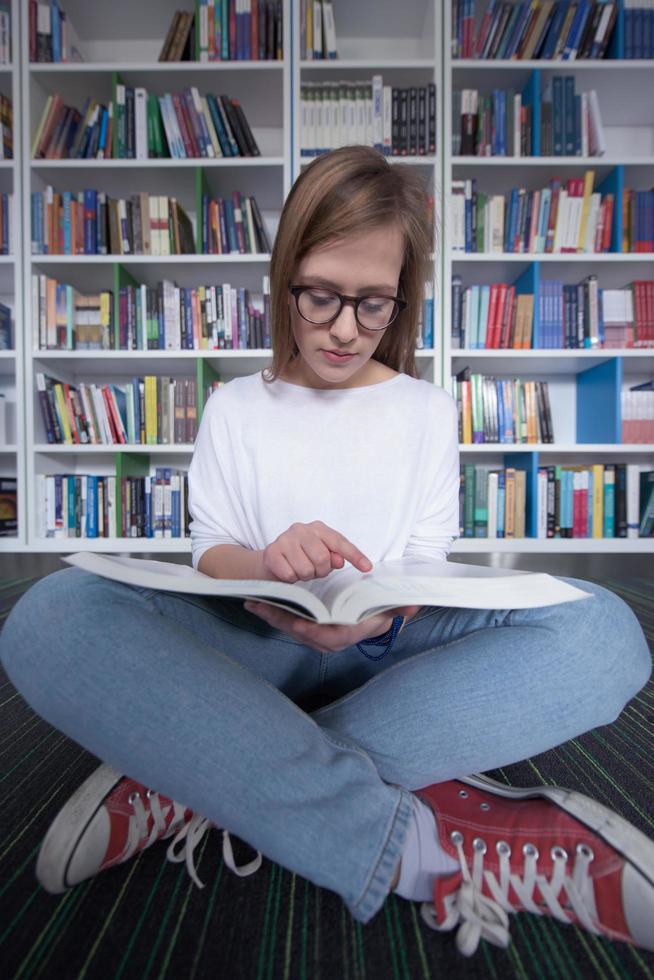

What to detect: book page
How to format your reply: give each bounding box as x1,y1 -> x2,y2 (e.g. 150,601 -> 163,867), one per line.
62,552 -> 329,620
328,557 -> 591,623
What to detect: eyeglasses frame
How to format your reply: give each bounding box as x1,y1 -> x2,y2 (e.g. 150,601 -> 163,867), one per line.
288,282 -> 408,331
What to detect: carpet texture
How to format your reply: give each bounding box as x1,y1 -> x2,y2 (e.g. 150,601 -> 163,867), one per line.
0,575 -> 653,979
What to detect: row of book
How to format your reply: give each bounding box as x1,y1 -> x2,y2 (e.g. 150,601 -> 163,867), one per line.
453,77 -> 605,156
452,0 -> 619,60
0,476 -> 16,536
451,173 -> 615,253
621,386 -> 654,444
194,0 -> 284,61
30,188 -> 194,256
32,88 -> 260,160
624,2 -> 654,57
454,370 -> 555,443
300,80 -> 437,158
535,462 -> 654,537
459,461 -> 654,539
602,281 -> 654,348
451,276 -> 654,349
36,373 -> 199,447
301,0 -> 338,60
116,281 -> 270,351
32,274 -> 436,353
36,469 -> 191,540
199,192 -> 272,254
30,0 -> 84,63
30,1 -> 284,64
30,187 -> 271,257
460,463 -> 528,537
623,190 -> 654,254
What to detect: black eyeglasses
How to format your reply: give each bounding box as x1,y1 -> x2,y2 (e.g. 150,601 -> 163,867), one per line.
289,283 -> 407,331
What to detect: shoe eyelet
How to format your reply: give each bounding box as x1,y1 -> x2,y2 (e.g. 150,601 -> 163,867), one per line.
146,789 -> 156,799
450,830 -> 464,846
458,789 -> 469,798
127,791 -> 141,805
576,843 -> 594,860
551,846 -> 568,862
522,843 -> 539,859
496,840 -> 511,856
473,837 -> 487,854
480,802 -> 490,811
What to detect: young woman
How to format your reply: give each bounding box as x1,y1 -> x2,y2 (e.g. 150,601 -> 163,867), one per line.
1,146 -> 652,959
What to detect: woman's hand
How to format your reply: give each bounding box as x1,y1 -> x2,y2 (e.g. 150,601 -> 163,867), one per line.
261,520 -> 372,583
243,602 -> 422,654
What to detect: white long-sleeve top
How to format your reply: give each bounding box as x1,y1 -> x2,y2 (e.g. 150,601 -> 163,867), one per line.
188,371 -> 460,570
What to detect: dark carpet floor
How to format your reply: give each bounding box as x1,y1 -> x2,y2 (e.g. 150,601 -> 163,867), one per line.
0,575 -> 653,979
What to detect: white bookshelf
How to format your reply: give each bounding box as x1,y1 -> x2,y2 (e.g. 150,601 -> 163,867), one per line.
292,0 -> 441,390
5,0 -> 654,554
21,0 -> 291,552
442,1 -> 654,553
0,0 -> 21,551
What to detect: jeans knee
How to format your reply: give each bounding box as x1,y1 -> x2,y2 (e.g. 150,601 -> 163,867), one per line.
0,567 -> 114,691
557,577 -> 652,714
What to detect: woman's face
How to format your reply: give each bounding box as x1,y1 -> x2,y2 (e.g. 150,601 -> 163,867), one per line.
285,224 -> 405,389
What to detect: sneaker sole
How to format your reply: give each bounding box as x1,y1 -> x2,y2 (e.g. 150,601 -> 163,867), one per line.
36,764 -> 124,894
461,772 -> 654,889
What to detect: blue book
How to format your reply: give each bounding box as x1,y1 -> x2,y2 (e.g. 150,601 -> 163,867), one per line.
422,290 -> 433,347
62,191 -> 72,253
87,475 -> 98,538
506,188 -> 519,252
563,76 -> 576,155
66,476 -> 76,536
603,466 -> 615,537
541,1 -> 569,59
171,475 -> 180,537
144,475 -> 153,537
552,76 -> 564,155
503,2 -> 531,58
51,1 -> 61,62
496,470 -> 505,538
478,286 -> 491,348
83,189 -> 97,254
564,0 -> 592,58
238,286 -> 248,347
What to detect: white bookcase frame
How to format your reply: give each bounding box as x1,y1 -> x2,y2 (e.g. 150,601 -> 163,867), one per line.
0,0 -> 22,552
3,0 -> 653,554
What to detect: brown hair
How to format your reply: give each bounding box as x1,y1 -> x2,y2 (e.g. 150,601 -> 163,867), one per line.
264,145 -> 434,382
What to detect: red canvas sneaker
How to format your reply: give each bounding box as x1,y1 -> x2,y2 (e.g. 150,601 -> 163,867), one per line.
416,773 -> 654,957
36,763 -> 262,893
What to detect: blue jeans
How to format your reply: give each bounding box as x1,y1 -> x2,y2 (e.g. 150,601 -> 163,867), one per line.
0,568 -> 650,923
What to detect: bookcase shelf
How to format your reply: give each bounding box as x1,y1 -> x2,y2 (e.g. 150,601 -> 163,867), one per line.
4,0 -> 652,553
444,1 -> 653,551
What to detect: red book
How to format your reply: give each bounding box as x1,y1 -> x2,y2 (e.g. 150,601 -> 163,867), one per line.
101,386 -> 123,443
485,283 -> 499,347
171,93 -> 197,157
545,185 -> 560,253
251,0 -> 258,59
492,283 -> 508,348
62,384 -> 81,443
572,476 -> 584,538
602,194 -> 614,252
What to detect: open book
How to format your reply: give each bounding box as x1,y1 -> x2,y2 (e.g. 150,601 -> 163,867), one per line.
63,552 -> 590,625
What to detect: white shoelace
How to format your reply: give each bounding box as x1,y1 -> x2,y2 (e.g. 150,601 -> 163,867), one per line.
128,789 -> 262,889
419,833 -> 600,957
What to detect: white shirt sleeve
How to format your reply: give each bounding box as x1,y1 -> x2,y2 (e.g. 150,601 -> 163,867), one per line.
188,391 -> 247,570
402,391 -> 460,562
